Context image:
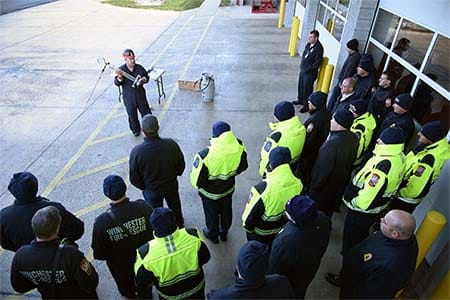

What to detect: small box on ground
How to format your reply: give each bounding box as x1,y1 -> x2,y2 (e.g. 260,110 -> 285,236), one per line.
178,80 -> 201,91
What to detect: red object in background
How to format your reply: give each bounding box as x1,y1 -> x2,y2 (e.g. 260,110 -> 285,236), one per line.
252,0 -> 277,13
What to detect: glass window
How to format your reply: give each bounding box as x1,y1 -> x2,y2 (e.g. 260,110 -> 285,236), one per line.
327,0 -> 338,10
337,0 -> 349,18
394,19 -> 433,69
424,35 -> 450,91
367,42 -> 387,78
332,16 -> 345,42
372,9 -> 400,48
412,80 -> 450,127
317,3 -> 326,25
298,0 -> 307,7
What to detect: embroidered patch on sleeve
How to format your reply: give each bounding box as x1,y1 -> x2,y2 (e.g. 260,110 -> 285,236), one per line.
415,166 -> 425,177
363,253 -> 373,262
264,141 -> 272,152
193,157 -> 200,168
368,174 -> 380,187
80,258 -> 93,276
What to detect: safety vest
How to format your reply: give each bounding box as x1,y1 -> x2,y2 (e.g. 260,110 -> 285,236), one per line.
397,138 -> 450,204
190,131 -> 245,200
259,116 -> 306,177
242,164 -> 303,236
344,143 -> 405,214
134,228 -> 205,300
351,112 -> 377,165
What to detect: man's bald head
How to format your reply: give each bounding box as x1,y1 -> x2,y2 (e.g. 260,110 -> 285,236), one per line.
381,209 -> 416,240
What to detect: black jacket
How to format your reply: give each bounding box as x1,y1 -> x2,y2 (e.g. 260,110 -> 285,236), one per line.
208,274 -> 294,299
11,240 -> 98,299
268,213 -> 331,299
300,41 -> 324,74
130,136 -> 185,191
338,51 -> 361,82
0,197 -> 84,252
341,231 -> 418,299
368,85 -> 395,123
353,73 -> 377,101
296,108 -> 331,187
114,63 -> 149,103
92,198 -> 153,268
377,111 -> 415,147
328,92 -> 359,114
310,131 -> 358,216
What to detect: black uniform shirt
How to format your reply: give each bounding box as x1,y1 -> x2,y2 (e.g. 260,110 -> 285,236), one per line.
114,63 -> 149,103
0,197 -> 84,252
92,198 -> 153,266
11,240 -> 98,299
129,136 -> 186,191
341,231 -> 418,299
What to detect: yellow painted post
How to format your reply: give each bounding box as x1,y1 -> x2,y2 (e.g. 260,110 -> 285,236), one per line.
288,16 -> 297,52
289,17 -> 300,57
326,18 -> 333,32
316,57 -> 329,91
278,0 -> 286,28
320,64 -> 334,93
416,210 -> 447,268
431,271 -> 450,300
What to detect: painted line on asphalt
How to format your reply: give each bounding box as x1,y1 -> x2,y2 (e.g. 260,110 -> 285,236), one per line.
41,102 -> 122,197
158,16 -> 214,123
89,131 -> 130,146
111,111 -> 127,119
57,157 -> 129,186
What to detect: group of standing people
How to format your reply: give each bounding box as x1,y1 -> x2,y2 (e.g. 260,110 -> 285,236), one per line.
1,39 -> 449,300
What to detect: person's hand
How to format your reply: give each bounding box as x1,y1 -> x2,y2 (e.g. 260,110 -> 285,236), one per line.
139,77 -> 147,85
116,69 -> 123,81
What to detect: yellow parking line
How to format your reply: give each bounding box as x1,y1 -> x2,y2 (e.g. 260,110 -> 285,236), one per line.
57,157 -> 129,186
89,131 -> 130,146
158,16 -> 214,123
149,15 -> 195,67
111,111 -> 127,119
41,102 -> 122,197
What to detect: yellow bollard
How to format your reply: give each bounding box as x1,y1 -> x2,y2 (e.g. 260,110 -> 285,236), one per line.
326,18 -> 333,32
431,271 -> 450,300
278,0 -> 287,29
416,210 -> 447,268
288,16 -> 297,52
289,17 -> 300,57
320,64 -> 334,93
316,57 -> 329,91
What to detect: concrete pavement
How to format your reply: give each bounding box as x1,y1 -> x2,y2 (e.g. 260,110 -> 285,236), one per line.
0,0 -> 341,298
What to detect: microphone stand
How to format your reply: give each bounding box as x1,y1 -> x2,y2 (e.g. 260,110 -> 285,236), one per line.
86,62 -> 109,104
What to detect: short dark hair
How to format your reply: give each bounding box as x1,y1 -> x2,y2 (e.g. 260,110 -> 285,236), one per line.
310,30 -> 319,38
382,70 -> 394,82
31,206 -> 61,239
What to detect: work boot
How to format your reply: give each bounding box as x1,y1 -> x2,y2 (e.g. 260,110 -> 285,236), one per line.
202,229 -> 219,244
299,106 -> 309,113
325,272 -> 341,287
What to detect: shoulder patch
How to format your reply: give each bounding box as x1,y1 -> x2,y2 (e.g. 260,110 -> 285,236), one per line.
80,258 -> 93,276
269,131 -> 282,143
307,123 -> 314,133
414,166 -> 426,177
368,174 -> 380,187
193,157 -> 200,168
263,141 -> 273,152
363,253 -> 373,262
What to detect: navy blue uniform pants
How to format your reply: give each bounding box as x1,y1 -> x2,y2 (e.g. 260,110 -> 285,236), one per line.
342,210 -> 380,254
297,70 -> 318,105
143,181 -> 184,227
107,261 -> 136,299
200,193 -> 232,238
124,96 -> 151,134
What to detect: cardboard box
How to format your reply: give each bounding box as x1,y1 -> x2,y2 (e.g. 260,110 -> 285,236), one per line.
178,80 -> 201,91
